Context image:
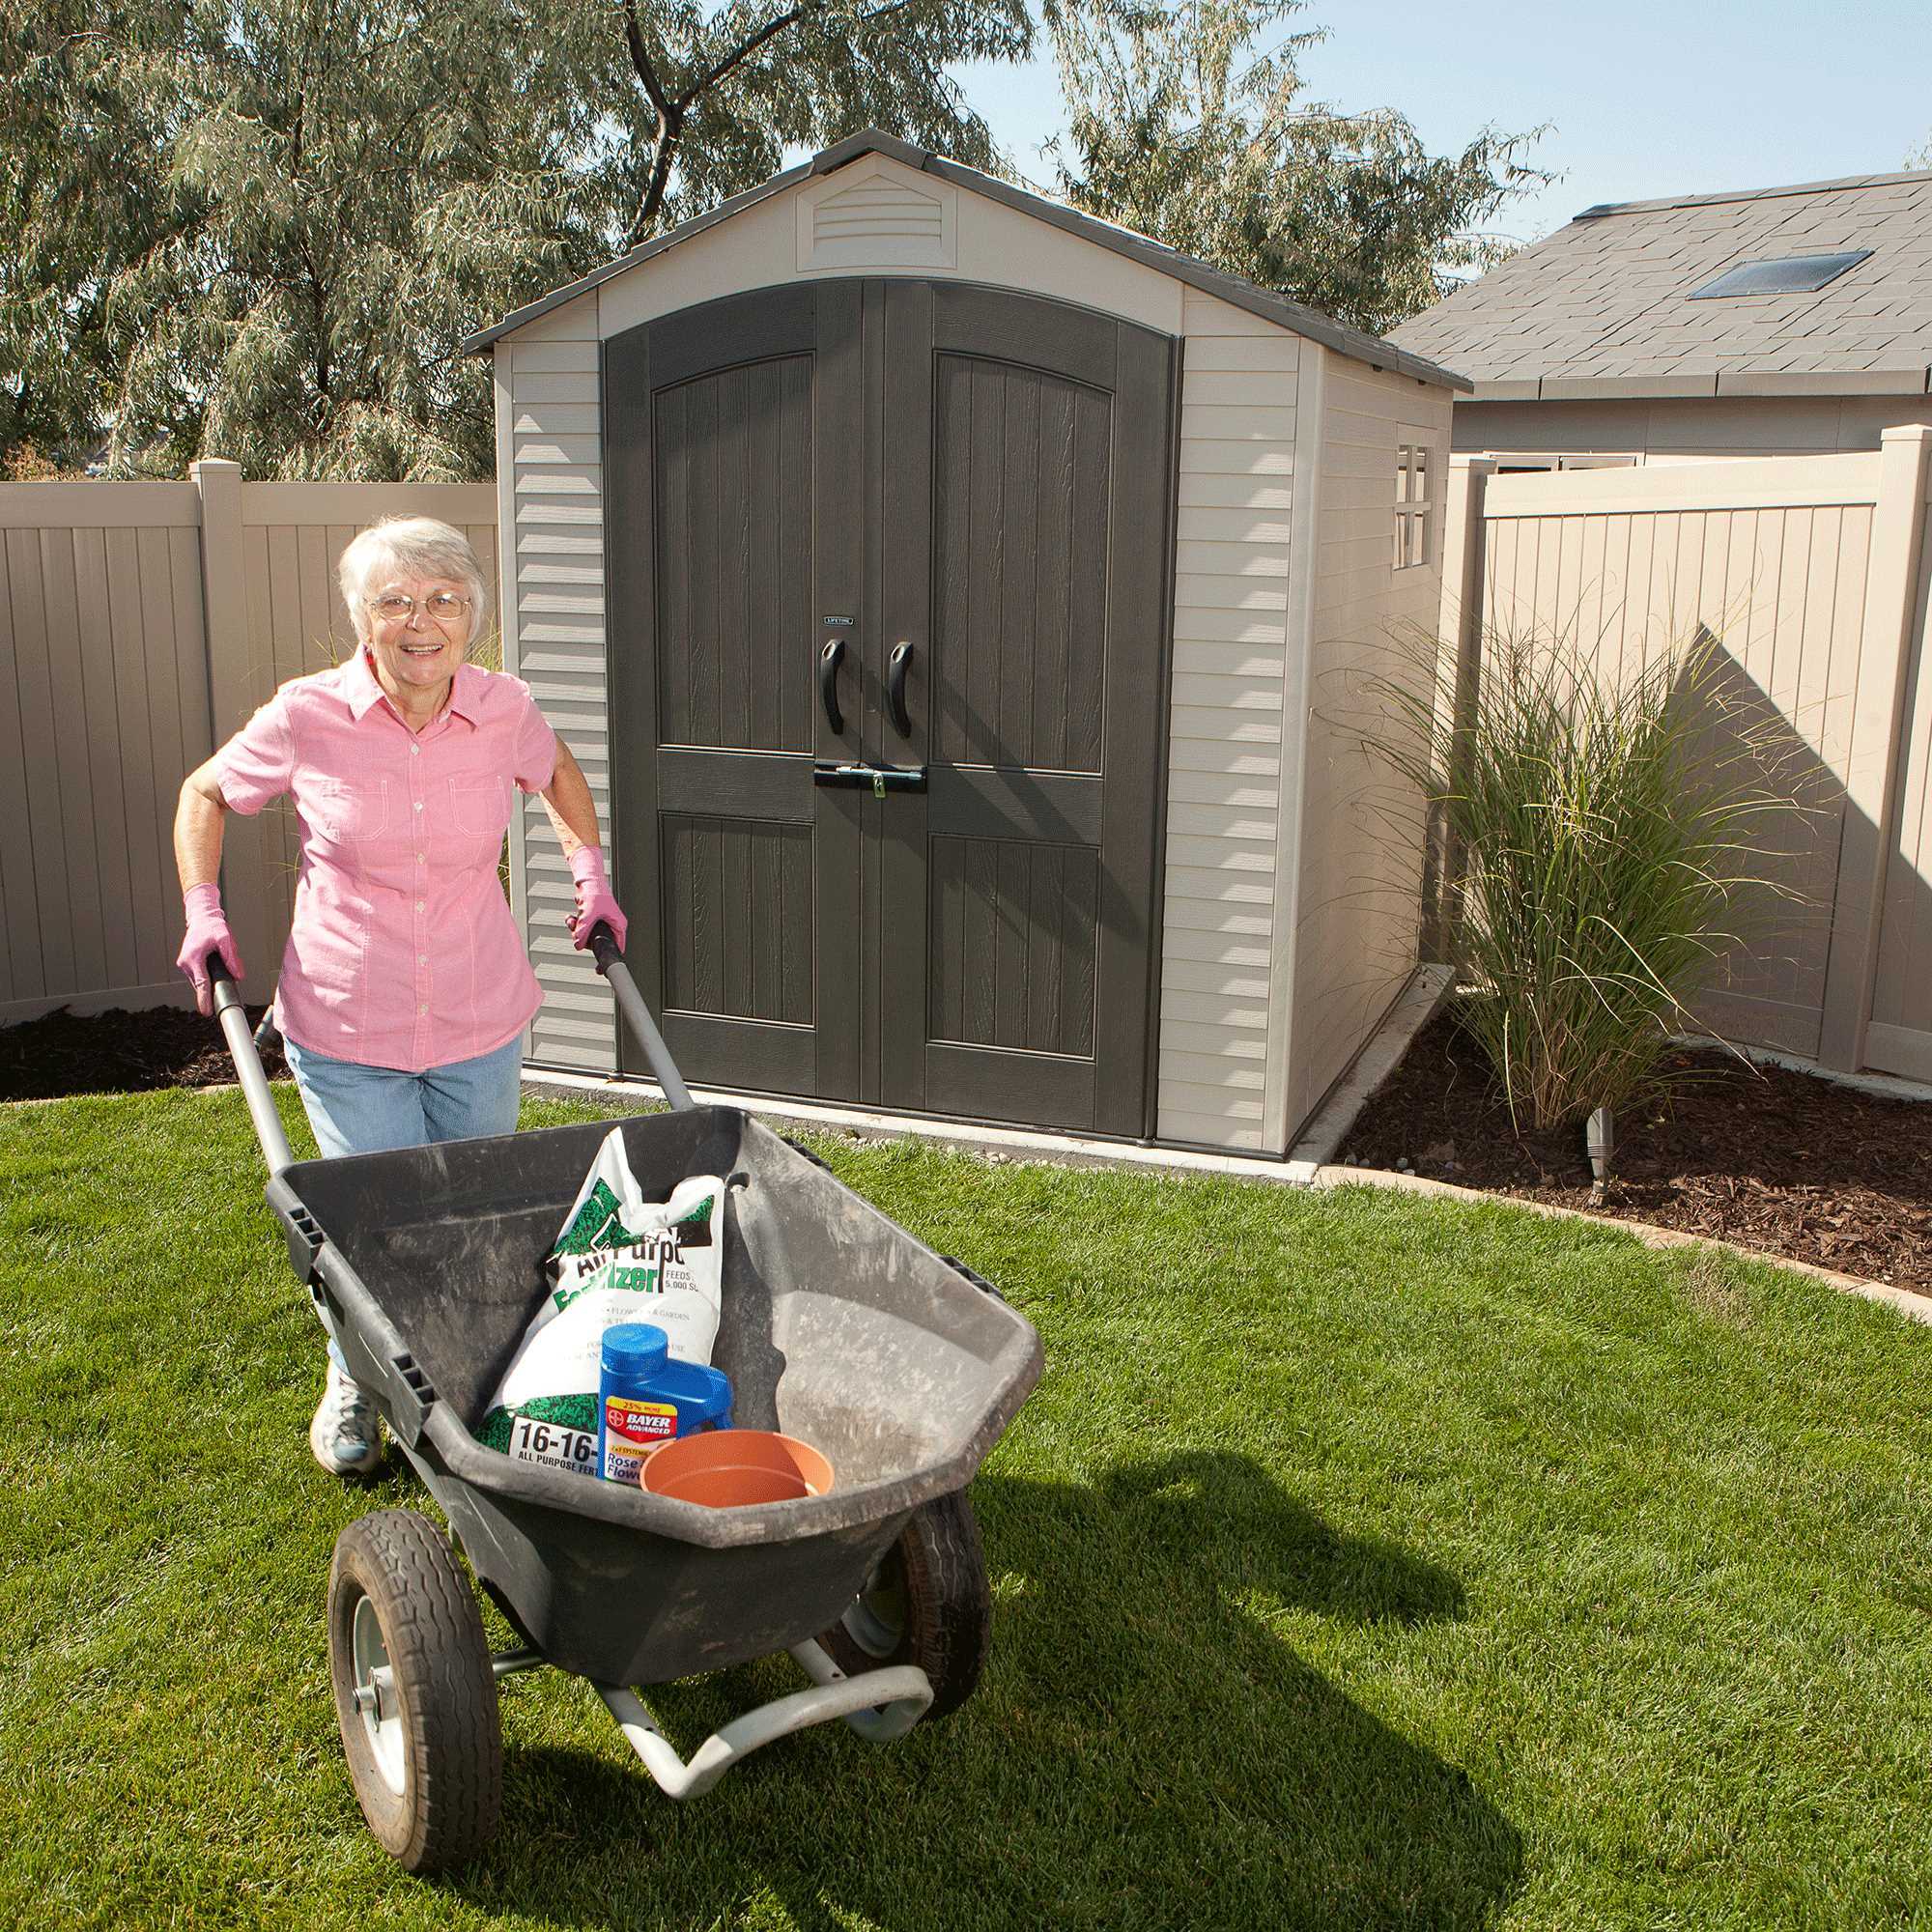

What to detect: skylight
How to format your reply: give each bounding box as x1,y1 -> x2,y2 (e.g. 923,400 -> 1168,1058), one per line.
1688,251 -> 1872,298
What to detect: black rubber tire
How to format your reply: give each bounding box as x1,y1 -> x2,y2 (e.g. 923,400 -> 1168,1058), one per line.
817,1490 -> 991,1722
327,1509 -> 502,1872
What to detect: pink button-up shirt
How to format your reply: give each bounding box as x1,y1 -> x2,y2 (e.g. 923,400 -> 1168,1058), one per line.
213,648 -> 558,1071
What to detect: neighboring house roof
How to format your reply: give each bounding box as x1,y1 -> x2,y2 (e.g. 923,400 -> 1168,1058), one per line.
1387,169 -> 1932,403
464,128 -> 1469,391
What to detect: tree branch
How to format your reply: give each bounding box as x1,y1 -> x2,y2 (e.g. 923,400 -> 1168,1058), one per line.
620,0 -> 671,124
673,2 -> 816,114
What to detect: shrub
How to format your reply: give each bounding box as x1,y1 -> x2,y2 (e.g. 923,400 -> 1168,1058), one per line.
1366,622 -> 1812,1132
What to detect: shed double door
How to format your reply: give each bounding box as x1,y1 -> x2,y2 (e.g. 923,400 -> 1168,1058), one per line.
607,278 -> 1175,1134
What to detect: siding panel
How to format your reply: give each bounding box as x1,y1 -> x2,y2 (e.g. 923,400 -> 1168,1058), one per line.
502,297 -> 609,1069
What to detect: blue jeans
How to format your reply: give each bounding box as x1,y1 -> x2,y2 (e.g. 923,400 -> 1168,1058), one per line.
283,1033 -> 524,1369
283,1034 -> 525,1158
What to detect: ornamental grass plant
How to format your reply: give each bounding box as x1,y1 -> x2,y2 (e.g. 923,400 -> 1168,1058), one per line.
1368,621 -> 1815,1132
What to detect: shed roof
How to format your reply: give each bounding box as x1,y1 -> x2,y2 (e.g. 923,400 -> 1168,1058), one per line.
463,128 -> 1469,390
1386,169 -> 1932,403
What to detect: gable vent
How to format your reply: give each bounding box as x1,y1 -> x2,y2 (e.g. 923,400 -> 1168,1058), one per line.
799,168 -> 956,270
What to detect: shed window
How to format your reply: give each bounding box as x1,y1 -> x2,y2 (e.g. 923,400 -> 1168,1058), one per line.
1394,443 -> 1433,570
1687,251 -> 1871,298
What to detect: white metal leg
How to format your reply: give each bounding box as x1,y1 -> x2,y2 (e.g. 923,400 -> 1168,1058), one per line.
594,1661 -> 933,1801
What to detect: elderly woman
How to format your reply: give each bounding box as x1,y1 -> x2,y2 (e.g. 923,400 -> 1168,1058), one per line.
173,515 -> 625,1478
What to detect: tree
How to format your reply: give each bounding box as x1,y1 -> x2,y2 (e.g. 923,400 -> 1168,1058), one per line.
0,1 -> 187,470
4,0 -> 1029,479
580,0 -> 1030,246
1039,0 -> 1550,338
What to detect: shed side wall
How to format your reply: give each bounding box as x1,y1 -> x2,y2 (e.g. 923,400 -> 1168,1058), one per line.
1285,363 -> 1453,1139
1154,289 -> 1299,1151
496,295 -> 614,1073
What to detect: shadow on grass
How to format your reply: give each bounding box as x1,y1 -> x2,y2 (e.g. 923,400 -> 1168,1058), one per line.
447,1452 -> 1520,1931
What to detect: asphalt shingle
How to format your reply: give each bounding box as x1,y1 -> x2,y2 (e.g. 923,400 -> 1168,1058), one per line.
1392,171 -> 1932,397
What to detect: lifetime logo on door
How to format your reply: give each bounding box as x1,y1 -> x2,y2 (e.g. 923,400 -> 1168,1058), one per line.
822,614 -> 853,626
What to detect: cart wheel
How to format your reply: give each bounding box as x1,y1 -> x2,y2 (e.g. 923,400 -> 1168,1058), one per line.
818,1491 -> 991,1721
327,1508 -> 502,1872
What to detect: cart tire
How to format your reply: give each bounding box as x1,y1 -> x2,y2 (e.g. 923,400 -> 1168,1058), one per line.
327,1509 -> 502,1872
817,1491 -> 990,1721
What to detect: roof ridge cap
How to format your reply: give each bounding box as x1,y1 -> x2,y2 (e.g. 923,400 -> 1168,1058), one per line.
1574,166 -> 1932,222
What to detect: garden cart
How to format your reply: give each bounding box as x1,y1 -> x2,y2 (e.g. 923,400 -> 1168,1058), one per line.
209,928 -> 1042,1871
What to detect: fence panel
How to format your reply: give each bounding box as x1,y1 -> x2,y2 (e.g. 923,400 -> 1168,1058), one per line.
1868,490 -> 1932,1080
0,485 -> 211,1021
1445,432 -> 1932,1075
0,472 -> 496,1024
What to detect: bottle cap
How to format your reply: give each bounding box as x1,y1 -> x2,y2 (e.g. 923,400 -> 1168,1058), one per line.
601,1322 -> 669,1380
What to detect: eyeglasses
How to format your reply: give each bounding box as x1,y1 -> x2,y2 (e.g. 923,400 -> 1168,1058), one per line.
370,591 -> 470,624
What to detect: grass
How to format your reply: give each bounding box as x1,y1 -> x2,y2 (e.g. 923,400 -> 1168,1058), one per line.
4,1084 -> 1930,1930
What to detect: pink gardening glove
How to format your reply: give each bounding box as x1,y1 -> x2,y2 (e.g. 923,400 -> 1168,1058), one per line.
567,846 -> 628,952
176,883 -> 244,1015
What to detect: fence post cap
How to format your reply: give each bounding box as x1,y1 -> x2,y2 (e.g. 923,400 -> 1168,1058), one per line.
1878,423 -> 1932,445
189,457 -> 242,478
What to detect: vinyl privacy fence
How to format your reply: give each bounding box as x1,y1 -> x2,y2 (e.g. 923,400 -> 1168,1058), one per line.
0,464 -> 496,1024
1435,425 -> 1932,1083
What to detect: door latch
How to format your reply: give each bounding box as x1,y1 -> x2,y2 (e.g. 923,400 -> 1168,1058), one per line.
811,760 -> 928,794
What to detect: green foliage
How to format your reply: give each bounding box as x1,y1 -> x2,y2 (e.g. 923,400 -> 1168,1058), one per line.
1039,0 -> 1550,337
0,0 -> 188,470
1366,623 -> 1817,1131
3,0 -> 1028,480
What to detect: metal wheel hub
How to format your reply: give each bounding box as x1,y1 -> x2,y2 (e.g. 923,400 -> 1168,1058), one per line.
841,1558 -> 908,1659
350,1592 -> 406,1795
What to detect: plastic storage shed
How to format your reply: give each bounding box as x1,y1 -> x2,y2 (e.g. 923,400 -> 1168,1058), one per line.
466,129 -> 1466,1155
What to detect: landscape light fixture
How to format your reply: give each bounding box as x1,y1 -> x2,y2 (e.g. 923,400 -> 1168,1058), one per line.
1586,1105 -> 1614,1207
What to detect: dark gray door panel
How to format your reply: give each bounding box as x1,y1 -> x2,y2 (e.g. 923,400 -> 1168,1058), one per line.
880,280 -> 1174,1137
605,283 -> 863,1100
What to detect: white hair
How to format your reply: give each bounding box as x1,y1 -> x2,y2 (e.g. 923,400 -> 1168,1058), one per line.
338,516 -> 491,643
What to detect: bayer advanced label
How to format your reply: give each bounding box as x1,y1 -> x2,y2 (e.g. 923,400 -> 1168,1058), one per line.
600,1394 -> 677,1486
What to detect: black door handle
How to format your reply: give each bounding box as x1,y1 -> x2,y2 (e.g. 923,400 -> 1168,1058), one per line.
888,640 -> 914,738
819,637 -> 845,736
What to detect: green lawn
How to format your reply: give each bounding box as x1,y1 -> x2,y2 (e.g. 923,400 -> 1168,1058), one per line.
4,1084 -> 1930,1930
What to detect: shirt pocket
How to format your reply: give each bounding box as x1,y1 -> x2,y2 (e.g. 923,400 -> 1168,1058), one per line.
449,773 -> 511,839
315,779 -> 391,843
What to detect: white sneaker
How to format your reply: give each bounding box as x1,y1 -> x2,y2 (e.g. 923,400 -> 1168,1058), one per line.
309,1358 -> 384,1477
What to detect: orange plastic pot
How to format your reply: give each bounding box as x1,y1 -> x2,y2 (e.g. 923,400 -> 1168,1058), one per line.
642,1429 -> 834,1507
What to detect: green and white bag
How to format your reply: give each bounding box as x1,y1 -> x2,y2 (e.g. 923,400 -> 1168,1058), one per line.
477,1129 -> 724,1476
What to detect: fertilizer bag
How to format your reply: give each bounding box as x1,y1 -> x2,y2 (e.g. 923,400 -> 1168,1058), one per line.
478,1129 -> 724,1475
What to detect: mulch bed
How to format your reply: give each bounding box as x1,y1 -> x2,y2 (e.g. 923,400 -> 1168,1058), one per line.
0,1003 -> 286,1101
1344,1009 -> 1932,1293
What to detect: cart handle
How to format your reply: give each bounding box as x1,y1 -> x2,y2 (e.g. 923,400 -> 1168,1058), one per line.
584,922 -> 696,1114
206,951 -> 297,1178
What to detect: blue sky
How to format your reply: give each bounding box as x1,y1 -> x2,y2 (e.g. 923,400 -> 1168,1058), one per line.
951,1 -> 1932,247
